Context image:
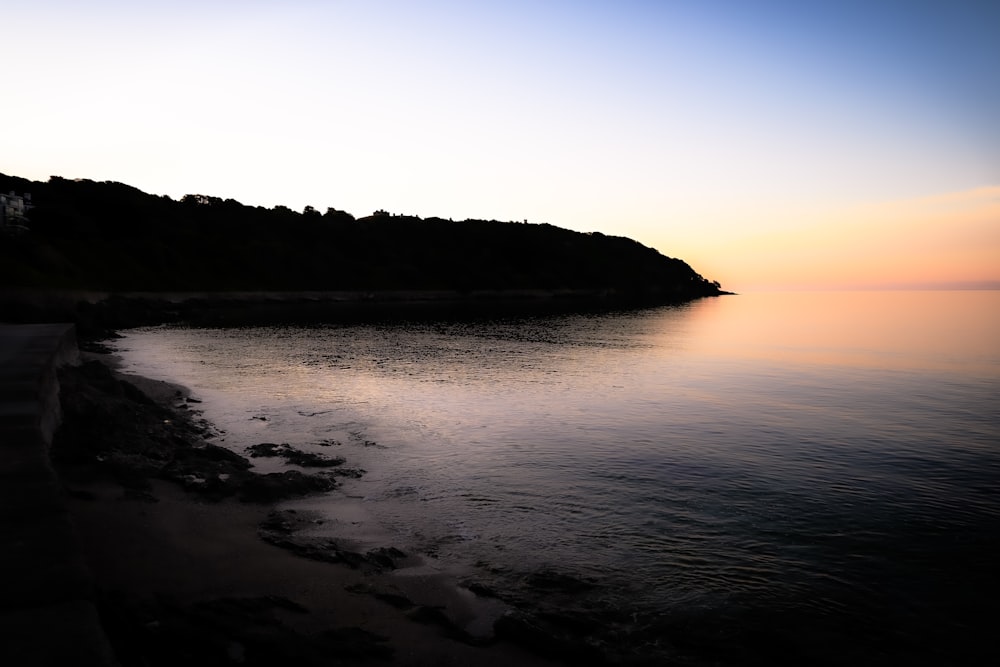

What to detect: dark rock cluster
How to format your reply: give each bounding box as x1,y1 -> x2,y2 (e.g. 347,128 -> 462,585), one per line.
257,509 -> 406,572
53,360 -> 356,504
246,442 -> 348,468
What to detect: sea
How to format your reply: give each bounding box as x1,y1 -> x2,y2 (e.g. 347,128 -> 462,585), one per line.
110,290 -> 1000,665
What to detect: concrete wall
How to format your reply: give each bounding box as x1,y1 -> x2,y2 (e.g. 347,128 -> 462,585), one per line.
0,324 -> 116,666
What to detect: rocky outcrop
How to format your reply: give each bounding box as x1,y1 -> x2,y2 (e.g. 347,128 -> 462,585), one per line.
257,509 -> 407,571
53,360 -> 362,504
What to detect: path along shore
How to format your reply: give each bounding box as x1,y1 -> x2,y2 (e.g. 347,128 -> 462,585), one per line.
0,324 -> 115,666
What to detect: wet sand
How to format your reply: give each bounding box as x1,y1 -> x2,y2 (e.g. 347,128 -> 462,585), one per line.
53,355 -> 566,666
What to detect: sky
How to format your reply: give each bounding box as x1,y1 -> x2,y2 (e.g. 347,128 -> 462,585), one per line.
3,0 -> 998,291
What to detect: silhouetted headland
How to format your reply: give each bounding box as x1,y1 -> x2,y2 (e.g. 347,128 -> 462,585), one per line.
1,173 -> 728,330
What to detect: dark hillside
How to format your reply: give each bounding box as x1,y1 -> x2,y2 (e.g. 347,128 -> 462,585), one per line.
0,173 -> 723,301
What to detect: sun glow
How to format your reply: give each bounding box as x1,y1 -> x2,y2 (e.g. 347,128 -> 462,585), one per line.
680,187 -> 1000,292
3,1 -> 998,291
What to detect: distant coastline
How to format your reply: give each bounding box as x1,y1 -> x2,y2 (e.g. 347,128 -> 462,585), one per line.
0,173 -> 726,311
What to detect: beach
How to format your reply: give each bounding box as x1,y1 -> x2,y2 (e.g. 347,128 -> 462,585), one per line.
52,351 -> 570,667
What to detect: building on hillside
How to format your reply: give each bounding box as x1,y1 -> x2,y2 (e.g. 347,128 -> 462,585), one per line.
0,191 -> 32,230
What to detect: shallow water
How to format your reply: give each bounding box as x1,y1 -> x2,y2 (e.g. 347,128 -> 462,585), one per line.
113,291 -> 1000,664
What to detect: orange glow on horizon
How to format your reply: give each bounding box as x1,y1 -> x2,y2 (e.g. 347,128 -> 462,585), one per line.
681,186 -> 1000,292
676,290 -> 1000,373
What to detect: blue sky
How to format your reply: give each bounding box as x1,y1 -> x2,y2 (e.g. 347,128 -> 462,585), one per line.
4,0 -> 998,289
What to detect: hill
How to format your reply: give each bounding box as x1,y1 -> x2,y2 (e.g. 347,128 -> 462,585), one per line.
0,173 -> 724,303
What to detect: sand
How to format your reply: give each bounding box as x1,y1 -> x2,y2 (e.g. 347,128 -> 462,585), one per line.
54,357 -> 567,667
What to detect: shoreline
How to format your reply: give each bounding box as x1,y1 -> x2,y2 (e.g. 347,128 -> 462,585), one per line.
53,351 -> 569,666
1,288 -> 730,339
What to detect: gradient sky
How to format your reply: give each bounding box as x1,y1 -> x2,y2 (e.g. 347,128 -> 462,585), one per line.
4,0 -> 998,291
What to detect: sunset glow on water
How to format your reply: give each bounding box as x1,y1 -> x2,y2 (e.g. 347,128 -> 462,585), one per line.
114,291 -> 1000,664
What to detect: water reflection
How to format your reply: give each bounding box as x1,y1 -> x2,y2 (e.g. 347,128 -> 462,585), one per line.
683,290 -> 1000,373
113,291 -> 1000,665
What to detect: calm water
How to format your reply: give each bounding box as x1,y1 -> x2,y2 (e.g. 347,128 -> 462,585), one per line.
113,291 -> 1000,664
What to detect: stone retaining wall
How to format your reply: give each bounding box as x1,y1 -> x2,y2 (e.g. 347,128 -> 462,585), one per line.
0,324 -> 116,666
